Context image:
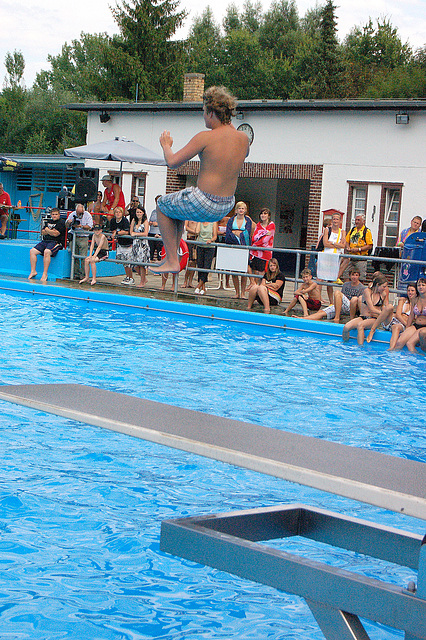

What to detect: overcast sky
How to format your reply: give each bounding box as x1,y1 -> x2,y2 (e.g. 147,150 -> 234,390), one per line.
1,0 -> 425,87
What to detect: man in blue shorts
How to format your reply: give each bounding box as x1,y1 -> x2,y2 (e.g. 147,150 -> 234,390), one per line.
28,208 -> 66,282
149,86 -> 250,274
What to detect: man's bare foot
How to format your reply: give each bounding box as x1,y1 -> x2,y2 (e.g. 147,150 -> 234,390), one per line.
148,259 -> 180,274
79,277 -> 89,284
342,328 -> 350,342
28,271 -> 37,280
366,331 -> 375,343
137,282 -> 146,288
90,279 -> 97,286
40,275 -> 48,283
283,310 -> 289,316
264,309 -> 270,314
232,294 -> 240,299
333,318 -> 341,323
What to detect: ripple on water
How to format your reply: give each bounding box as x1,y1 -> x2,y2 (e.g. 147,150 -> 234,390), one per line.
0,292 -> 424,640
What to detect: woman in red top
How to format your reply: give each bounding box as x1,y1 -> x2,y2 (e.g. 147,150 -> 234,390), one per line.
248,208 -> 275,286
101,175 -> 125,219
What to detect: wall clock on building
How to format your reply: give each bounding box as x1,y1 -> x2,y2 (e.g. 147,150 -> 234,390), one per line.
237,123 -> 254,145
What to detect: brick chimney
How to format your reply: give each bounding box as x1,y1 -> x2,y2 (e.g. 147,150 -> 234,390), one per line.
183,73 -> 205,102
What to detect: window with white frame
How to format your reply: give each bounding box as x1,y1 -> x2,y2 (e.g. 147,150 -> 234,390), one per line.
136,176 -> 145,202
384,188 -> 401,246
352,186 -> 367,223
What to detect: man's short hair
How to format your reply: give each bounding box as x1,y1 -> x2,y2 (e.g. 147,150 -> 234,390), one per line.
51,207 -> 59,214
349,267 -> 360,276
301,268 -> 312,277
355,213 -> 365,221
203,86 -> 237,124
412,216 -> 422,223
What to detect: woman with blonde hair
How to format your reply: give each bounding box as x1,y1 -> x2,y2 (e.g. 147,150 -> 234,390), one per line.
247,258 -> 285,313
225,201 -> 252,298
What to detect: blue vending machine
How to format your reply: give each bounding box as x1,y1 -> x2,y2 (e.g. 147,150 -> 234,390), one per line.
398,231 -> 426,288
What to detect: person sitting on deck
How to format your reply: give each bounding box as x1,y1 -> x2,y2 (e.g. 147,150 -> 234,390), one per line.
283,268 -> 322,317
28,208 -> 66,282
148,86 -> 249,275
79,224 -> 109,286
247,258 -> 285,313
342,273 -> 390,344
308,268 -> 365,323
366,281 -> 417,348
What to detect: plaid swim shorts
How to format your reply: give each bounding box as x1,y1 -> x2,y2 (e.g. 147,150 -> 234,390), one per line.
157,187 -> 235,222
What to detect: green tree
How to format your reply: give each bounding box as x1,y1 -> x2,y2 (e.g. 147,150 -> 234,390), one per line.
111,0 -> 187,100
187,7 -> 225,86
343,19 -> 414,96
4,50 -> 25,87
259,0 -> 300,57
223,4 -> 242,35
241,0 -> 262,33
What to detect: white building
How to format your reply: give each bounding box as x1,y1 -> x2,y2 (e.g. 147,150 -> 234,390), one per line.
66,76 -> 426,259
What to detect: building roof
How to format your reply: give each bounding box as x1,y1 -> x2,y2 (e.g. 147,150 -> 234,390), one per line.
4,154 -> 85,167
64,98 -> 426,114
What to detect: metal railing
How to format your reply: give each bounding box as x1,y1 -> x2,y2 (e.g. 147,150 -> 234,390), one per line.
70,233 -> 426,296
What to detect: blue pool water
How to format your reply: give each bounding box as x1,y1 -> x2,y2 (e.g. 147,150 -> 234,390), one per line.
0,286 -> 425,640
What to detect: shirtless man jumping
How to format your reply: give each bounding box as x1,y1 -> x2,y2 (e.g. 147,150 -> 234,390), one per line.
149,86 -> 249,274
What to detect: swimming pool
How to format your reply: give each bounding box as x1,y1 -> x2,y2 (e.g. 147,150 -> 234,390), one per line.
0,281 -> 424,640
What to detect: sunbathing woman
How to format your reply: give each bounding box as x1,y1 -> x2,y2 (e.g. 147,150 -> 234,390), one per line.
366,282 -> 417,348
394,277 -> 426,353
342,273 -> 389,344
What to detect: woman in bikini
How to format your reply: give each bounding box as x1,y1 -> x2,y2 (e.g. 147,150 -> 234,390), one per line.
225,201 -> 253,299
342,273 -> 389,344
366,282 -> 417,349
394,277 -> 426,353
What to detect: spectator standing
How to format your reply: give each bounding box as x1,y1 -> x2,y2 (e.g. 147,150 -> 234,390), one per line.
88,190 -> 103,225
321,213 -> 346,302
396,216 -> 422,247
194,221 -> 218,295
28,208 -> 66,282
248,208 -> 275,286
126,196 -> 141,225
0,182 -> 12,238
110,207 -> 134,285
130,206 -> 150,287
338,214 -> 373,281
148,195 -> 163,262
183,220 -> 198,288
225,201 -> 252,299
66,204 -> 93,280
100,175 -> 126,220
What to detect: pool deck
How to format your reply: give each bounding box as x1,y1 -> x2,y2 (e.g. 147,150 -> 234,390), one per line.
0,383 -> 424,520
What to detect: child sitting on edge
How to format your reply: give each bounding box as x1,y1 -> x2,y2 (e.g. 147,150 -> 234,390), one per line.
284,268 -> 322,317
79,224 -> 109,286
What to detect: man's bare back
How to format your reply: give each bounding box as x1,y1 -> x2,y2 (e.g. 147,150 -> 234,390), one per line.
159,117 -> 248,197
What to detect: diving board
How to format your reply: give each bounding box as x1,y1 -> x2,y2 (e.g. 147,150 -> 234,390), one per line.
0,383 -> 424,519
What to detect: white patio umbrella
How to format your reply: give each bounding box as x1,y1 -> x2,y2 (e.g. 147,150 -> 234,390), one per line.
64,136 -> 167,182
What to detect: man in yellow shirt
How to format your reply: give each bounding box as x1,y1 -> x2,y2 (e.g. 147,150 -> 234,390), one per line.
338,214 -> 373,281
